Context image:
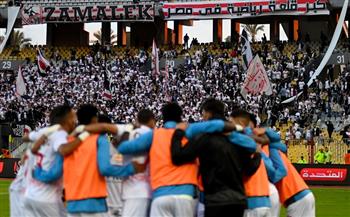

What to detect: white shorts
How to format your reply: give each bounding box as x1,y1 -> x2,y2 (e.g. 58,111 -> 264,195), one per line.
287,192 -> 315,217
68,213 -> 109,217
150,195 -> 196,217
10,190 -> 24,217
244,207 -> 271,217
122,198 -> 150,217
197,202 -> 205,217
269,183 -> 280,217
23,197 -> 66,217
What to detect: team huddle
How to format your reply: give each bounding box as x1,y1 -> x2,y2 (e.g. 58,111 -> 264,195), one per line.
9,99 -> 315,217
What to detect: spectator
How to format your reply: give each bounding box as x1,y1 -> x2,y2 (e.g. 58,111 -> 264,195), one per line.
295,128 -> 302,140
314,147 -> 326,164
326,121 -> 334,139
324,147 -> 332,164
297,156 -> 307,164
184,34 -> 189,49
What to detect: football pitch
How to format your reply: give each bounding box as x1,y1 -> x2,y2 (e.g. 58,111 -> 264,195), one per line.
0,179 -> 349,217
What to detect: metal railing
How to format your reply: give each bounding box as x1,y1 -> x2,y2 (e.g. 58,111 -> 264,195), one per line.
284,139 -> 349,164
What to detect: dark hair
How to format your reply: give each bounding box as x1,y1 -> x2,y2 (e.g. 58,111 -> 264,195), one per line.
137,109 -> 155,125
200,98 -> 225,118
230,109 -> 250,119
161,102 -> 182,123
98,114 -> 112,123
49,105 -> 72,125
77,104 -> 98,125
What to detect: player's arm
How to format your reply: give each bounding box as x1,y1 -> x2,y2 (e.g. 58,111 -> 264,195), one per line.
261,151 -> 276,181
117,131 -> 153,155
30,125 -> 62,154
227,131 -> 257,153
32,153 -> 63,183
31,135 -> 47,154
269,149 -> 287,183
250,134 -> 270,145
72,123 -> 132,137
184,120 -> 243,139
22,134 -> 31,143
57,135 -> 86,156
97,135 -> 146,177
171,129 -> 202,165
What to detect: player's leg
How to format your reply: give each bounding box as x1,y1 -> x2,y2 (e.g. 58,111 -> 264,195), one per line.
150,195 -> 174,217
9,190 -> 23,217
173,196 -> 196,217
68,213 -> 109,217
23,198 -> 67,217
243,207 -> 271,217
196,201 -> 205,217
268,183 -> 280,217
286,192 -> 315,217
107,178 -> 123,217
122,198 -> 150,217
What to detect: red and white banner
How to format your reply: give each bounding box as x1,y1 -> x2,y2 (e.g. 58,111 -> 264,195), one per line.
300,168 -> 347,181
241,55 -> 272,99
162,0 -> 329,20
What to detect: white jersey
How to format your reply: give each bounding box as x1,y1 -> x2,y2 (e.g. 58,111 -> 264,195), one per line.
10,149 -> 30,193
24,128 -> 68,203
122,125 -> 152,200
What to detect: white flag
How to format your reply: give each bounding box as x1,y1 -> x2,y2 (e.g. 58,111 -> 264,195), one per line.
241,55 -> 272,100
15,67 -> 26,96
151,39 -> 159,75
241,29 -> 253,70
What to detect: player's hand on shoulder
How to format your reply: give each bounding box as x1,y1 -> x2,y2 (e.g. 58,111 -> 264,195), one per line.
176,122 -> 188,131
132,160 -> 147,174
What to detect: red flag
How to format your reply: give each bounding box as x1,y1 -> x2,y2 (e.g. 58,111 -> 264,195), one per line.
37,49 -> 50,75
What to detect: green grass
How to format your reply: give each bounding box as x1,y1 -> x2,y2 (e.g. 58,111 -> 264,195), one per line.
0,180 -> 349,217
0,180 -> 11,217
280,187 -> 350,217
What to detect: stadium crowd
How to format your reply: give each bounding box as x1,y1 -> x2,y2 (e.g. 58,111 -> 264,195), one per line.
1,39 -> 350,141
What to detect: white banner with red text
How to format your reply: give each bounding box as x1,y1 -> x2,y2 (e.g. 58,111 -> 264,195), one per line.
162,0 -> 329,20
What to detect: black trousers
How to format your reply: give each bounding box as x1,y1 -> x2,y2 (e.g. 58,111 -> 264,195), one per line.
205,204 -> 246,217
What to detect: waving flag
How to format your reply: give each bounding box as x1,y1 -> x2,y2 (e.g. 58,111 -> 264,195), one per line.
151,39 -> 159,76
102,69 -> 112,100
241,55 -> 272,100
15,67 -> 26,97
37,49 -> 50,75
240,29 -> 253,70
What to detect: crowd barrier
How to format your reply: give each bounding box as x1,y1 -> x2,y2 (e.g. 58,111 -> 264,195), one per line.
0,158 -> 20,178
294,163 -> 350,186
286,139 -> 349,164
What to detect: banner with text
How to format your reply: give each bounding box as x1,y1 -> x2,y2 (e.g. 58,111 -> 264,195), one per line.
294,164 -> 350,186
163,0 -> 329,20
21,4 -> 154,24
